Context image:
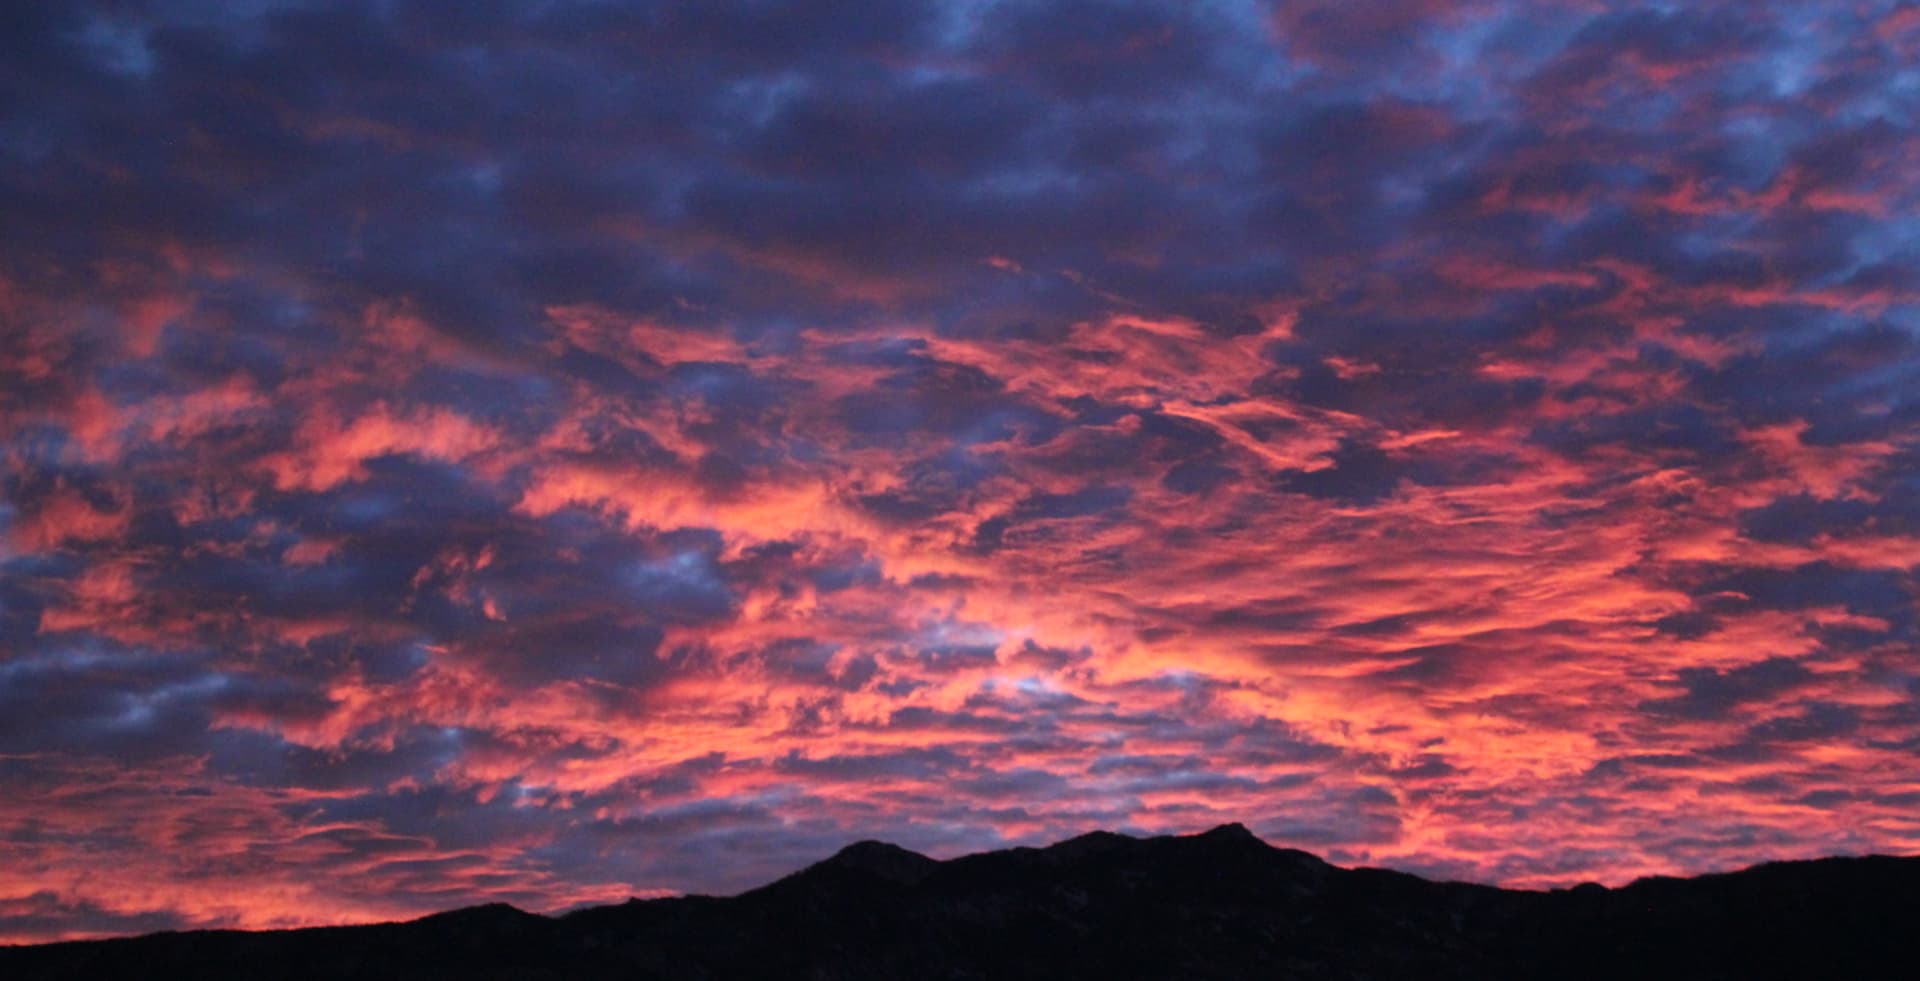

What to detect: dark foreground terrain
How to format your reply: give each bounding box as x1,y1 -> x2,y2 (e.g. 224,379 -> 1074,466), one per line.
4,823 -> 1917,979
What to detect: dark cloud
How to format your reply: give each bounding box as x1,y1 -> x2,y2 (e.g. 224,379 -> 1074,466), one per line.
1639,657 -> 1817,721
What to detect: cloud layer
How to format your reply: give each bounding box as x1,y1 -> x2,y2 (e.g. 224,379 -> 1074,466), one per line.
3,0 -> 1919,941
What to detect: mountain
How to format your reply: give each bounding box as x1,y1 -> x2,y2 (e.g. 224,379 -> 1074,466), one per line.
4,824 -> 1917,979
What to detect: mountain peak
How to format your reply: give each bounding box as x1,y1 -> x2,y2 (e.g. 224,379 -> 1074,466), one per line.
406,902 -> 542,930
1198,822 -> 1262,843
1188,823 -> 1279,856
819,839 -> 938,884
412,901 -> 526,920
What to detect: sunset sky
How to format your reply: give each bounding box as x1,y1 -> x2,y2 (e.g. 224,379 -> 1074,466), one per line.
5,0 -> 1920,943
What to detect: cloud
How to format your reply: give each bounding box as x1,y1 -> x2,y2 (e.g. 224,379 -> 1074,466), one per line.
2,0 -> 1918,941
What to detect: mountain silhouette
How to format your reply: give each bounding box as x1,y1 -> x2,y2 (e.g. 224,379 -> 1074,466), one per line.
4,824 -> 1917,979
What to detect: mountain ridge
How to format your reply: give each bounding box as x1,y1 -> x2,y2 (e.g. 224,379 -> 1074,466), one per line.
5,824 -> 1918,979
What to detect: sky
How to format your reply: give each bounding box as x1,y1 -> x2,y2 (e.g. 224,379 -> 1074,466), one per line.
3,0 -> 1919,943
